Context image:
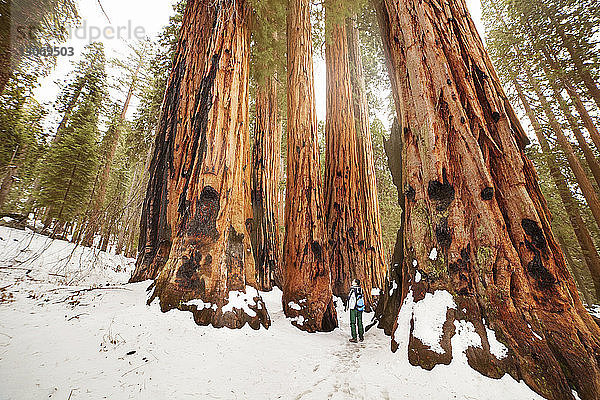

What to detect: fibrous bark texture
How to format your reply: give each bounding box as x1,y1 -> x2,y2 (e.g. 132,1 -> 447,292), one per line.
283,0 -> 337,333
324,7 -> 375,308
347,16 -> 387,306
132,0 -> 269,330
251,76 -> 282,291
376,0 -> 600,399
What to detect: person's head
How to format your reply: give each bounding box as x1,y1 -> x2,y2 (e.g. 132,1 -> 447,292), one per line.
353,278 -> 361,286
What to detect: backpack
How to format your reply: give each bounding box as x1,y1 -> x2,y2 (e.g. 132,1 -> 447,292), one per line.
356,289 -> 365,312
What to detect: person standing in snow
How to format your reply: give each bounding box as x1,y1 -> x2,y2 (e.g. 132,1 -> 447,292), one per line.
346,279 -> 365,343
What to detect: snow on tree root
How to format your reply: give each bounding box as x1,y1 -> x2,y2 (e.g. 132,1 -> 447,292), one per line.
149,284 -> 270,330
392,289 -> 515,377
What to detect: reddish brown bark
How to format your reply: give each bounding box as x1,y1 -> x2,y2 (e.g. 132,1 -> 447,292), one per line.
347,15 -> 387,304
250,76 -> 282,291
133,0 -> 269,330
376,0 -> 600,399
282,0 -> 337,333
324,6 -> 373,307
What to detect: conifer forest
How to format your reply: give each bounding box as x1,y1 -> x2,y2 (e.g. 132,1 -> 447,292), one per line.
1,0 -> 600,399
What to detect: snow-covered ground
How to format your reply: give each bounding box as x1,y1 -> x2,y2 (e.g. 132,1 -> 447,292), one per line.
0,226 -> 543,399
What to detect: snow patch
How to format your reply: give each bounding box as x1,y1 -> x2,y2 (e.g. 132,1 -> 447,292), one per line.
415,271 -> 422,283
485,326 -> 508,359
184,299 -> 216,311
288,301 -> 302,311
452,320 -> 482,359
389,280 -> 398,296
371,288 -> 381,296
412,290 -> 456,353
222,286 -> 259,317
412,259 -> 418,267
429,248 -> 438,260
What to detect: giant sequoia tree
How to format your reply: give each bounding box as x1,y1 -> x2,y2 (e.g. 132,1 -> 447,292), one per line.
282,0 -> 337,333
131,0 -> 269,330
324,3 -> 373,304
376,0 -> 600,399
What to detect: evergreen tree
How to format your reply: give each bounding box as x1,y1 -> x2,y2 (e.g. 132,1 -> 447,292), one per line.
36,42 -> 106,228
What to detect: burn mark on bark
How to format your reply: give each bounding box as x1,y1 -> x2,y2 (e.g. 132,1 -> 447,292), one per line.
226,226 -> 245,290
177,53 -> 220,233
522,219 -> 555,287
311,240 -> 323,263
521,219 -> 547,250
188,186 -> 220,241
449,245 -> 473,295
131,50 -> 187,283
427,171 -> 455,211
176,252 -> 204,291
435,217 -> 452,250
405,185 -> 416,202
481,187 -> 494,201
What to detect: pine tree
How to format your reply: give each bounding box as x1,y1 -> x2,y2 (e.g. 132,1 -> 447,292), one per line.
36,42 -> 106,229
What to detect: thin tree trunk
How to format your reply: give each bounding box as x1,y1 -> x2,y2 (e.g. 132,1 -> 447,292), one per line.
539,45 -> 600,153
82,59 -> 142,247
250,76 -> 282,291
525,67 -> 600,231
376,0 -> 600,399
549,81 -> 600,189
553,22 -> 600,110
0,145 -> 20,208
556,233 -> 594,306
136,0 -> 268,329
346,15 -> 387,304
513,77 -> 600,301
282,0 -> 337,333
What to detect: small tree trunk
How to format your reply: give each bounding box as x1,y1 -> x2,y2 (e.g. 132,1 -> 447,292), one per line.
346,15 -> 387,303
539,64 -> 600,188
553,23 -> 600,110
283,0 -> 337,333
136,0 -> 269,330
513,77 -> 600,301
565,85 -> 600,154
556,233 -> 594,305
83,59 -> 142,247
525,67 -> 600,231
250,76 -> 282,291
0,145 -> 21,208
376,1 -> 600,399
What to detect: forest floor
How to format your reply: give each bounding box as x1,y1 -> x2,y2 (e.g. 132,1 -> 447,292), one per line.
0,226 -> 548,399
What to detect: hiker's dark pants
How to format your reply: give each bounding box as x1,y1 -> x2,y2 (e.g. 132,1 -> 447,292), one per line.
350,309 -> 364,339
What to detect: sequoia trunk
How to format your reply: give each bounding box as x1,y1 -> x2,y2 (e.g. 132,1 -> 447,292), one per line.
133,0 -> 269,330
347,15 -> 387,303
324,5 -> 372,306
282,0 -> 337,332
376,0 -> 600,399
251,76 -> 282,290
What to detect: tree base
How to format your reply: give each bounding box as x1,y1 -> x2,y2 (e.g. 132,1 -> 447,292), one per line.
149,281 -> 270,330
